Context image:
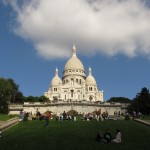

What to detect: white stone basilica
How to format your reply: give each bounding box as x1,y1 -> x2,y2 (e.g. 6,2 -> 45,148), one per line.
44,45 -> 104,102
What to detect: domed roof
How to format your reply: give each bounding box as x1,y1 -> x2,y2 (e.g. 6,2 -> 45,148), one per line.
64,45 -> 85,71
51,68 -> 62,86
86,67 -> 96,85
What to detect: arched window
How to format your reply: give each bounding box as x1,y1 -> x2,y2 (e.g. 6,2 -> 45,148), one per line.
71,78 -> 74,85
71,90 -> 74,98
76,79 -> 78,83
54,88 -> 57,91
89,87 -> 93,91
80,79 -> 82,84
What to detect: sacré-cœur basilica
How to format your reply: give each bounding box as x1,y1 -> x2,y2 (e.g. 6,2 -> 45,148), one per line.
9,45 -> 129,115
44,45 -> 104,103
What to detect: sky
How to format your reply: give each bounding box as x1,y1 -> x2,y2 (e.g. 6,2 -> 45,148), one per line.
0,0 -> 150,101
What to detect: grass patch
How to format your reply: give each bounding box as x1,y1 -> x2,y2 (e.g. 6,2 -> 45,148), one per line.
0,114 -> 18,121
0,119 -> 150,150
0,114 -> 10,121
142,115 -> 150,120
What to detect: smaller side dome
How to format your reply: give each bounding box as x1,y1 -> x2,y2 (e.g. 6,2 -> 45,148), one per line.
51,68 -> 62,86
86,67 -> 96,85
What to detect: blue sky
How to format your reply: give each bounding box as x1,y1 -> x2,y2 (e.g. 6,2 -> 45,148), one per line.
0,0 -> 150,100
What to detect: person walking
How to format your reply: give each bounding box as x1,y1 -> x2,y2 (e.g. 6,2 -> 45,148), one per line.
45,111 -> 51,127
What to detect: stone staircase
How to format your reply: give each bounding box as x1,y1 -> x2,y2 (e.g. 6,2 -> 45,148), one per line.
0,117 -> 19,131
134,119 -> 150,127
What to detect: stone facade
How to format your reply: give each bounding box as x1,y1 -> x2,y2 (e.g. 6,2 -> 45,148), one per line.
9,102 -> 129,115
44,45 -> 103,102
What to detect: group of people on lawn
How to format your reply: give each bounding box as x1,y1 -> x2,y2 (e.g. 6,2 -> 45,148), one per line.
33,109 -> 52,126
56,111 -> 76,121
19,109 -> 52,122
96,129 -> 121,143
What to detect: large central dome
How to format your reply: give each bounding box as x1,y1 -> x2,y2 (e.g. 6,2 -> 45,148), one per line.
63,45 -> 86,77
64,45 -> 85,71
64,55 -> 84,71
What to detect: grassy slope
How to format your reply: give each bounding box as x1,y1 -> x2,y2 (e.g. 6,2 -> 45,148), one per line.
142,115 -> 150,120
0,119 -> 150,150
0,114 -> 10,121
0,114 -> 18,121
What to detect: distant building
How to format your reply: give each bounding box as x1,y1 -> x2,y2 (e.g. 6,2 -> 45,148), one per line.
44,45 -> 104,102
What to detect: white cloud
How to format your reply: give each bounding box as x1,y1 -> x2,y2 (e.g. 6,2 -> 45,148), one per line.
3,0 -> 150,59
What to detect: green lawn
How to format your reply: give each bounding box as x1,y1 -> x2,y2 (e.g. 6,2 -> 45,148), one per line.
142,115 -> 150,120
0,119 -> 150,150
0,114 -> 18,121
0,114 -> 11,121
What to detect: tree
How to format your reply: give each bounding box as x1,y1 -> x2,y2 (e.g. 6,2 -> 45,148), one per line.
38,96 -> 49,102
136,87 -> 150,115
24,96 -> 38,102
0,78 -> 13,101
107,97 -> 132,103
0,97 -> 9,114
24,95 -> 49,102
129,87 -> 150,115
15,92 -> 25,103
0,78 -> 24,113
7,78 -> 19,102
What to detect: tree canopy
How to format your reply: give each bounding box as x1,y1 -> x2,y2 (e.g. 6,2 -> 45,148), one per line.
128,87 -> 150,115
0,77 -> 49,114
0,78 -> 23,113
107,97 -> 132,103
24,95 -> 49,102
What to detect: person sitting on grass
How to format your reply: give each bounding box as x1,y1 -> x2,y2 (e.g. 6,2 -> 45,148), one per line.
32,114 -> 37,120
111,129 -> 121,143
96,131 -> 105,143
104,129 -> 112,143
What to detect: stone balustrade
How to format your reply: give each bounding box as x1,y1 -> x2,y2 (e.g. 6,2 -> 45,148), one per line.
8,102 -> 129,115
